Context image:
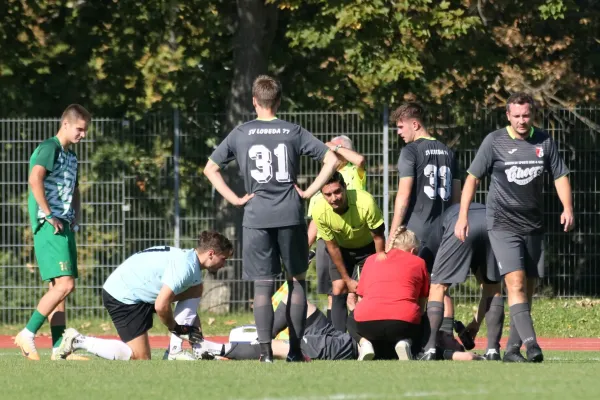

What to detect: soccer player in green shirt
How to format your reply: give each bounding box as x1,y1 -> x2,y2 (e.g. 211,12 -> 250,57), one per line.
15,104 -> 91,361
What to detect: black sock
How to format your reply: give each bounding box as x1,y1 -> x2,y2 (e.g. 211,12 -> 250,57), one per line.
485,296 -> 505,352
331,294 -> 349,332
287,280 -> 308,354
440,317 -> 454,334
510,303 -> 538,349
326,309 -> 332,322
253,280 -> 275,347
271,302 -> 288,339
505,316 -> 523,352
425,301 -> 444,350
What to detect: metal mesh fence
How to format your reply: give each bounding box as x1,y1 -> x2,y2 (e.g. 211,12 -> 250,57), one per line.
0,108 -> 598,323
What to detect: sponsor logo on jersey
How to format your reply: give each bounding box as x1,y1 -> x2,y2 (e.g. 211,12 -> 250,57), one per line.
505,165 -> 544,185
535,146 -> 544,158
425,149 -> 449,156
249,128 -> 290,135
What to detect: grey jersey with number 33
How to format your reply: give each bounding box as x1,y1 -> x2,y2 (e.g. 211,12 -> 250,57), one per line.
210,118 -> 329,229
397,138 -> 457,239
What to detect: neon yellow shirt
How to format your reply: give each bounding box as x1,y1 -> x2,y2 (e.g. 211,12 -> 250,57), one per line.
311,189 -> 384,249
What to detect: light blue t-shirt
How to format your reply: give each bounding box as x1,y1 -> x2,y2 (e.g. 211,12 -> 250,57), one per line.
103,246 -> 203,305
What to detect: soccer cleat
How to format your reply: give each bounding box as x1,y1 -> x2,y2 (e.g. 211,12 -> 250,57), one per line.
14,332 -> 40,361
394,339 -> 412,361
357,340 -> 375,361
484,349 -> 501,361
503,350 -> 527,363
526,345 -> 544,363
417,348 -> 437,361
286,352 -> 310,362
56,328 -> 82,359
51,351 -> 90,361
259,353 -> 274,363
167,350 -> 197,361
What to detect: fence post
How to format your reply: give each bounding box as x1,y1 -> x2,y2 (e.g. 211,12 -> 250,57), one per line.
382,105 -> 389,238
173,107 -> 181,248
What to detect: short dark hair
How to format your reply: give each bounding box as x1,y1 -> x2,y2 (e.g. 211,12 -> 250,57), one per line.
391,102 -> 426,125
61,104 -> 91,124
252,75 -> 282,110
506,92 -> 535,113
324,171 -> 346,187
197,231 -> 233,256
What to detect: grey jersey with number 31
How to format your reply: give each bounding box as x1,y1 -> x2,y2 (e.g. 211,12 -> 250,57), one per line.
209,119 -> 329,229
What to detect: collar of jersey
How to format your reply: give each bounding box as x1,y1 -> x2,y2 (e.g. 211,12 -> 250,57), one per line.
415,136 -> 436,141
52,136 -> 67,152
255,117 -> 278,121
506,126 -> 534,139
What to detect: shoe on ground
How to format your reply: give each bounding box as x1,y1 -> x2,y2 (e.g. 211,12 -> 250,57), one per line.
14,331 -> 40,361
503,350 -> 527,363
167,350 -> 196,361
417,348 -> 437,361
394,339 -> 412,361
194,349 -> 216,361
526,345 -> 544,363
357,340 -> 375,361
51,351 -> 90,361
286,352 -> 310,362
55,328 -> 82,359
259,353 -> 274,363
484,349 -> 501,361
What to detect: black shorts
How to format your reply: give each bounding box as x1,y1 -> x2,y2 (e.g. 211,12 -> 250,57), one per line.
315,239 -> 334,294
102,289 -> 155,343
328,242 -> 376,282
488,230 -> 544,278
346,312 -> 420,360
431,222 -> 498,285
300,311 -> 357,360
242,225 -> 308,280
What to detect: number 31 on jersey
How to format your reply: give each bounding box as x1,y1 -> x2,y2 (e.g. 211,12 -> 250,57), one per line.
249,144 -> 290,183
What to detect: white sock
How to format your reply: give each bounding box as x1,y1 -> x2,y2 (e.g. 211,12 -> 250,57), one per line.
20,328 -> 35,338
170,297 -> 201,353
74,335 -> 132,361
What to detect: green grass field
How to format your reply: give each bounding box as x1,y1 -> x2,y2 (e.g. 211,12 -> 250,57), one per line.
0,349 -> 599,400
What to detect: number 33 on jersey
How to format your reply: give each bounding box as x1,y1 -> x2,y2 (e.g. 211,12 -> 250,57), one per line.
208,119 -> 329,229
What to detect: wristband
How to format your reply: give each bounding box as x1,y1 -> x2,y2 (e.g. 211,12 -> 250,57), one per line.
45,214 -> 54,221
333,144 -> 342,152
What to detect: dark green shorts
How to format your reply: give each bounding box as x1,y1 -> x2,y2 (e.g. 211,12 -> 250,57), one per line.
33,220 -> 78,281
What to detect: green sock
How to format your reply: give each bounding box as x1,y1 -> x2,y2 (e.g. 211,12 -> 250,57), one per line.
51,325 -> 66,348
25,310 -> 47,334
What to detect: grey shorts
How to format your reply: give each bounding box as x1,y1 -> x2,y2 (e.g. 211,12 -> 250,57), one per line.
315,239 -> 334,294
242,225 -> 308,280
488,230 -> 544,278
328,242 -> 376,282
301,311 -> 357,360
431,222 -> 498,285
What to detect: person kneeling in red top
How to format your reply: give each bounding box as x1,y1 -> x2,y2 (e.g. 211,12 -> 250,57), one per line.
346,226 -> 429,361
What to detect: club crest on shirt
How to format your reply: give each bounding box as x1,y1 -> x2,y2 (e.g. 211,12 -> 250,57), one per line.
535,146 -> 544,158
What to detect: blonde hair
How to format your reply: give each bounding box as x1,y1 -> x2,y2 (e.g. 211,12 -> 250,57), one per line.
386,225 -> 419,253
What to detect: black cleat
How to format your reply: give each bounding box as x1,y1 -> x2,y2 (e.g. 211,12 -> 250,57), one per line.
526,345 -> 544,363
259,353 -> 274,363
417,349 -> 437,361
286,352 -> 310,362
503,350 -> 527,363
484,349 -> 501,361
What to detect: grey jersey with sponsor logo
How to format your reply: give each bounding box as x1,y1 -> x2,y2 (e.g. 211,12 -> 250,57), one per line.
468,127 -> 569,234
209,118 -> 329,229
397,138 -> 458,239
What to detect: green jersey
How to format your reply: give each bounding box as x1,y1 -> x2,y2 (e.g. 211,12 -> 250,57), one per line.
28,137 -> 78,232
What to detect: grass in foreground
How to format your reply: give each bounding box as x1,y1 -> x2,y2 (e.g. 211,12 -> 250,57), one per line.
0,350 -> 599,400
